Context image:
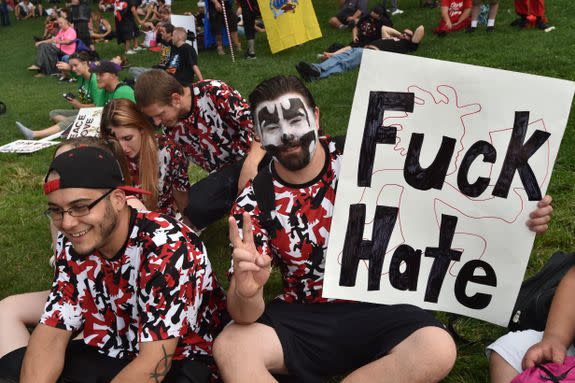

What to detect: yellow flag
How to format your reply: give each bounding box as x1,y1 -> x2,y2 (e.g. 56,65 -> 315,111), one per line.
257,0 -> 322,54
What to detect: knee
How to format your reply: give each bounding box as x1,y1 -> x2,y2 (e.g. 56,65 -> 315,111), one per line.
213,327 -> 242,368
0,296 -> 21,323
413,327 -> 457,379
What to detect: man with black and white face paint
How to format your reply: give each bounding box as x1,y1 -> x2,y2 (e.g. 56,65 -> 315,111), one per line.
213,75 -> 459,383
255,94 -> 319,172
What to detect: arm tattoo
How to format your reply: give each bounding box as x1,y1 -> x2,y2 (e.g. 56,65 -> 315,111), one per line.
150,345 -> 174,383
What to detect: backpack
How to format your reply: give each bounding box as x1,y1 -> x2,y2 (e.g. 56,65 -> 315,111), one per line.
251,135 -> 346,237
511,357 -> 575,383
508,251 -> 575,332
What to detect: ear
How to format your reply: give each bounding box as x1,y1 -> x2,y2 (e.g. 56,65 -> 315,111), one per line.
110,189 -> 127,211
313,107 -> 320,131
170,92 -> 181,107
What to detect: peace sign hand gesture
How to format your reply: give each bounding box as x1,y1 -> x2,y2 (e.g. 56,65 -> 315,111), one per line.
229,212 -> 273,299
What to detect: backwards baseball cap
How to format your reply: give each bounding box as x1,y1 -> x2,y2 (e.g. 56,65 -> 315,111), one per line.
90,60 -> 122,74
44,146 -> 150,195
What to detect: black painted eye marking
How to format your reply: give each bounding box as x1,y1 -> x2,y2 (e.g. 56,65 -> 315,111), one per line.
258,105 -> 280,128
281,98 -> 310,126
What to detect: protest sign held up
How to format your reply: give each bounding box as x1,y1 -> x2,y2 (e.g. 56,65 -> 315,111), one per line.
323,50 -> 575,326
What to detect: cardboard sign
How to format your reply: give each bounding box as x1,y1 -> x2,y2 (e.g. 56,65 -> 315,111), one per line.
0,140 -> 58,154
65,107 -> 103,139
170,14 -> 199,53
323,50 -> 575,326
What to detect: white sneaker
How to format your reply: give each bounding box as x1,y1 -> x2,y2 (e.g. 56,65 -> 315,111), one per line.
126,49 -> 137,55
133,46 -> 144,51
391,8 -> 404,15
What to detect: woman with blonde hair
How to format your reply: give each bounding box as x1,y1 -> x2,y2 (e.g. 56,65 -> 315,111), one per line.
101,98 -> 191,219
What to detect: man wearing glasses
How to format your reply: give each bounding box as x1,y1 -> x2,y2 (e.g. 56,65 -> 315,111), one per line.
0,146 -> 227,383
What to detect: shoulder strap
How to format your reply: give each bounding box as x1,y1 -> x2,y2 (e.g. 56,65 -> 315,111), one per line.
252,167 -> 277,238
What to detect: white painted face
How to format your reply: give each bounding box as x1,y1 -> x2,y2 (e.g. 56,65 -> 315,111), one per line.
255,93 -> 319,171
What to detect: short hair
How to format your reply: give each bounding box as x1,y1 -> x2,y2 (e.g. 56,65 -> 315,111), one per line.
173,27 -> 186,39
68,51 -> 90,62
134,69 -> 184,107
158,21 -> 174,33
249,75 -> 317,115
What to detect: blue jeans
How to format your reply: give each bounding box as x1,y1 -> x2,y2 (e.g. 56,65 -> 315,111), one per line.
312,48 -> 364,79
0,3 -> 10,26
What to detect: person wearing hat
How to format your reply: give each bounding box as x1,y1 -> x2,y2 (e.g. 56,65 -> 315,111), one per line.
91,60 -> 136,104
0,146 -> 227,383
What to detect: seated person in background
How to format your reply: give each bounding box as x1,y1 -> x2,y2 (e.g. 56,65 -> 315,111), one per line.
128,21 -> 174,80
0,145 -> 227,383
487,262 -> 575,383
27,16 -> 77,77
91,60 -> 135,103
15,0 -> 35,19
0,137 -> 146,367
296,25 -> 424,81
17,52 -> 104,140
328,0 -> 367,29
135,69 -> 266,231
89,10 -> 114,42
435,0 -> 472,36
167,27 -> 203,85
98,0 -> 113,12
100,98 -> 192,219
351,4 -> 392,47
141,23 -> 157,47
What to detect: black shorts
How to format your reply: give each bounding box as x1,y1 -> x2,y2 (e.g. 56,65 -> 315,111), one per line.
115,18 -> 138,43
257,300 -> 446,383
208,2 -> 238,35
0,340 -> 212,383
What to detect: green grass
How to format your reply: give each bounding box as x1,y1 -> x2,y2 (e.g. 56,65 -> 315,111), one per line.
0,0 -> 574,381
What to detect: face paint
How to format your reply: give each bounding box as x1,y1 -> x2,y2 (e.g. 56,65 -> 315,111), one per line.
255,94 -> 318,171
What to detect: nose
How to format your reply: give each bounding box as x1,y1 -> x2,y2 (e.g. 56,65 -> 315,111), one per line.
152,116 -> 162,126
282,133 -> 295,144
59,210 -> 79,230
120,141 -> 130,153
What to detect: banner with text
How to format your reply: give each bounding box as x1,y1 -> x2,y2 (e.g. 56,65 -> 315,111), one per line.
257,0 -> 322,53
323,50 -> 575,326
65,107 -> 103,139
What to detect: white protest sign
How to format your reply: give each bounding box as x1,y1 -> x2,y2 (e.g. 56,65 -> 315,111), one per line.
323,50 -> 575,326
66,107 -> 103,139
0,140 -> 58,154
170,15 -> 198,53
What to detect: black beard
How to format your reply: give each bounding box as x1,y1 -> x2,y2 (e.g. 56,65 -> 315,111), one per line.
265,130 -> 317,171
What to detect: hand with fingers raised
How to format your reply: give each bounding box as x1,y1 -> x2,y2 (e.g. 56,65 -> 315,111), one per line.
229,212 -> 273,300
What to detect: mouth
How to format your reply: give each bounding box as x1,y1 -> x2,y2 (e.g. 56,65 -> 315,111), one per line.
67,227 -> 91,239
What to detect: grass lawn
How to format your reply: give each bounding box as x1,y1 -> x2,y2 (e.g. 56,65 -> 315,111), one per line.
0,0 -> 574,381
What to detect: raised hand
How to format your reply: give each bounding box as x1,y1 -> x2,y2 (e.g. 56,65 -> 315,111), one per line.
229,212 -> 272,299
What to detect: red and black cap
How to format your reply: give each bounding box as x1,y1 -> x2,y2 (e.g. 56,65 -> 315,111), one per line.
44,146 -> 150,196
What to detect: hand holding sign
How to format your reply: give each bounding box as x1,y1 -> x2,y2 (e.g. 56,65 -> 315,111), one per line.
526,195 -> 553,234
229,213 -> 272,299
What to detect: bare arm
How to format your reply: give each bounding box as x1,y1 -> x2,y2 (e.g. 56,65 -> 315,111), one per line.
21,324 -> 72,383
523,267 -> 575,369
352,26 -> 358,42
111,338 -> 179,383
440,6 -> 452,28
381,25 -> 400,39
453,8 -> 471,26
192,64 -> 203,81
237,140 -> 266,193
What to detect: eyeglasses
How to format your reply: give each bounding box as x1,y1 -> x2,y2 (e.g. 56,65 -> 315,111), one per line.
44,189 -> 114,221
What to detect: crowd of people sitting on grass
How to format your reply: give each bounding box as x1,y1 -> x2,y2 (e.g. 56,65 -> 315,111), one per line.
0,1 -> 562,382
